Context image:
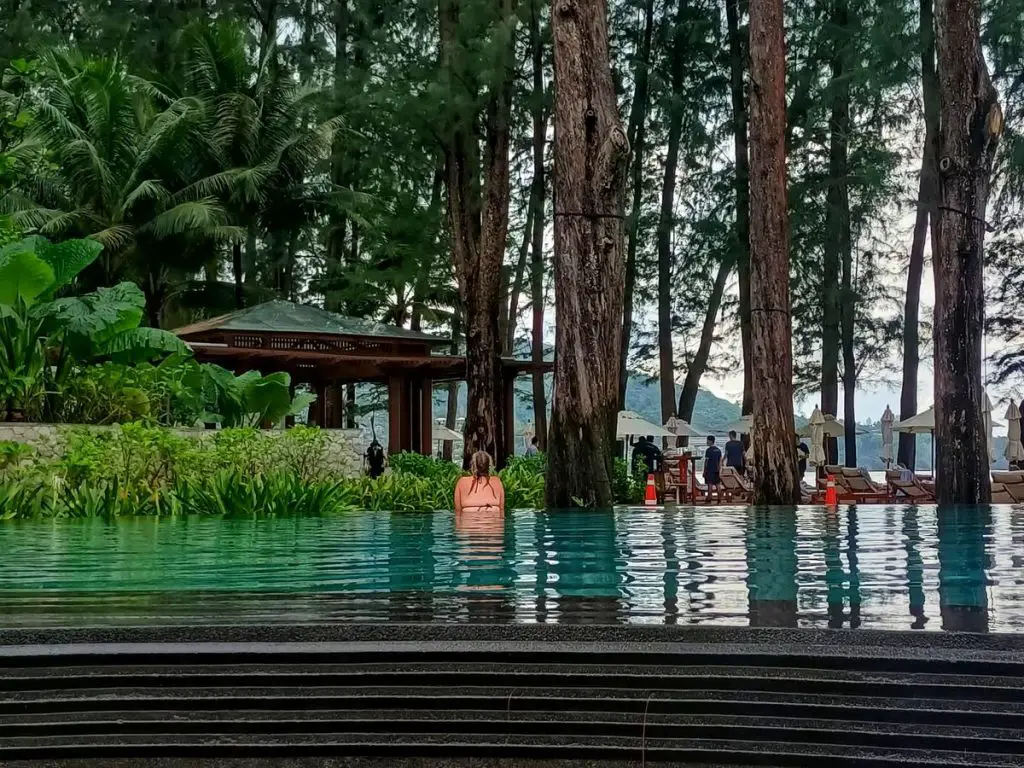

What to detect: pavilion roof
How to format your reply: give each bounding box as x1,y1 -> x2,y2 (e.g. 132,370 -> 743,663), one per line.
174,300 -> 449,346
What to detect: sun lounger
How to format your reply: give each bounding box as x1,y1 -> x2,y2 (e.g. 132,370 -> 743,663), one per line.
889,476 -> 936,503
992,483 -> 1016,504
840,467 -> 890,501
720,466 -> 752,504
992,471 -> 1024,503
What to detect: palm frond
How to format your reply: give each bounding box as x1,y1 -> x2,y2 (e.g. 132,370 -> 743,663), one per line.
138,198 -> 229,239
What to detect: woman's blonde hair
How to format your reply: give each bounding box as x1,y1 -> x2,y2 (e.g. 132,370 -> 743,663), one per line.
469,451 -> 495,496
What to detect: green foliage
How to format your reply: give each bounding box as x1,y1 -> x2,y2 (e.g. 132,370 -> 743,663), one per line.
612,458 -> 646,506
0,439 -> 31,471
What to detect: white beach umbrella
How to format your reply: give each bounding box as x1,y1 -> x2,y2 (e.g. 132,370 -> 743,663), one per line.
617,410 -> 676,439
881,405 -> 895,467
432,424 -> 464,443
895,407 -> 935,434
665,416 -> 702,439
808,406 -> 827,467
1005,400 -> 1024,464
725,414 -> 753,435
797,414 -> 845,439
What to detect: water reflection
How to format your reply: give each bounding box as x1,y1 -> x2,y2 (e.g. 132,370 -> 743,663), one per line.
0,505 -> 1018,631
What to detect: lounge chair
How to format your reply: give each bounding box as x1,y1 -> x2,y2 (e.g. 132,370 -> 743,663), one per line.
720,466 -> 752,504
889,475 -> 936,503
992,471 -> 1024,503
992,483 -> 1016,504
840,467 -> 890,501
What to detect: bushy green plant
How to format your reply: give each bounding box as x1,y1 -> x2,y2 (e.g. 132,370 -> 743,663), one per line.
499,455 -> 545,509
0,439 -> 32,471
389,452 -> 463,482
180,471 -> 359,517
612,458 -> 645,505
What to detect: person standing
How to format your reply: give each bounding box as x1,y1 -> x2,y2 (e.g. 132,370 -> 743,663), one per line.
525,436 -> 540,457
704,435 -> 723,503
724,430 -> 746,476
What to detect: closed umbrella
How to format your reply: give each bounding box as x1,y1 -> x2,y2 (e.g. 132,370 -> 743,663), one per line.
984,392 -> 996,465
881,405 -> 894,468
808,406 -> 827,467
1006,400 -> 1024,465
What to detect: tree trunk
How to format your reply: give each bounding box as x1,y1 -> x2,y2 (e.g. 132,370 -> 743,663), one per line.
656,0 -> 688,425
619,0 -> 655,410
232,240 -> 244,309
898,0 -> 940,471
827,0 -> 854,467
677,257 -> 732,422
443,311 -> 462,462
439,0 -> 516,468
932,0 -> 999,504
748,0 -> 800,505
325,0 -> 348,313
529,0 -> 548,450
725,0 -> 753,417
505,203 -> 534,354
546,0 -> 630,508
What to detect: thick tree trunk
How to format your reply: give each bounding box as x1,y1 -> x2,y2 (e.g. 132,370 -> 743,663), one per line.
529,0 -> 548,450
898,0 -> 940,471
677,257 -> 732,422
748,0 -> 800,505
656,0 -> 687,425
325,0 -> 348,314
440,0 -> 516,468
618,0 -> 655,410
547,0 -> 630,508
932,0 -> 999,504
726,0 -> 753,417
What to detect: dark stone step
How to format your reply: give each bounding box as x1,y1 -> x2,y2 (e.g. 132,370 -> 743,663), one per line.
3,731 -> 1024,767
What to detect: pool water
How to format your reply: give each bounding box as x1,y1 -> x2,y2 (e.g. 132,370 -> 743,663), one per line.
0,506 -> 1020,632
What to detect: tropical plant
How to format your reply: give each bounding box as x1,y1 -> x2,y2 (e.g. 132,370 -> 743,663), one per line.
0,235 -> 189,420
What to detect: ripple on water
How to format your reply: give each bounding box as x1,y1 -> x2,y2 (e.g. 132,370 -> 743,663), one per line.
1,506 -> 1022,631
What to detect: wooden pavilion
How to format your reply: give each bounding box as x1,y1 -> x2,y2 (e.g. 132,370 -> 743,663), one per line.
174,300 -> 549,458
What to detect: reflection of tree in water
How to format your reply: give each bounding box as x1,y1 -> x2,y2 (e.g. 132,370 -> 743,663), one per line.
746,508 -> 798,627
902,507 -> 928,629
543,509 -> 624,624
937,507 -> 991,633
454,509 -> 516,622
387,513 -> 435,622
662,509 -> 680,624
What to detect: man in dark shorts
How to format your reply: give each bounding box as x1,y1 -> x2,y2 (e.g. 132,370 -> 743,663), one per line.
704,435 -> 723,503
724,430 -> 745,476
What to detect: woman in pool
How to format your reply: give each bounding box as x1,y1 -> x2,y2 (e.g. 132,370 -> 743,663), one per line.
455,451 -> 505,514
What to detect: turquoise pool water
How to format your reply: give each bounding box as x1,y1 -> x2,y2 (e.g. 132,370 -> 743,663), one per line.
0,506 -> 1020,631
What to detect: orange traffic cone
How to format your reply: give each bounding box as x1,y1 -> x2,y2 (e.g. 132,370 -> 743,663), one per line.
644,474 -> 658,506
825,474 -> 838,507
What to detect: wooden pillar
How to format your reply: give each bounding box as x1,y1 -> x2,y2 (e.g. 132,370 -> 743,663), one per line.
326,384 -> 344,428
420,378 -> 434,457
388,376 -> 403,455
315,383 -> 328,428
400,377 -> 413,452
503,373 -> 516,463
410,379 -> 423,455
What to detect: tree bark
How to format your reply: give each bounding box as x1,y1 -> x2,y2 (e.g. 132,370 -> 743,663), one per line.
898,0 -> 940,471
232,240 -> 244,308
443,310 -> 463,462
529,0 -> 548,450
827,0 -> 854,467
656,0 -> 688,425
618,0 -> 655,410
326,0 -> 348,314
726,0 -> 753,418
748,0 -> 800,504
932,0 -> 999,504
439,0 -> 516,468
505,202 -> 535,354
678,256 -> 732,422
547,0 -> 630,508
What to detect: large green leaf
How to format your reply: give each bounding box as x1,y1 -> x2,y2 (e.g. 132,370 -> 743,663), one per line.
0,246 -> 55,308
243,371 -> 293,425
36,238 -> 104,293
99,327 -> 191,364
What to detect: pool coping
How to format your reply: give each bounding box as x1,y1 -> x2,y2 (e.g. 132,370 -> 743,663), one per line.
4,624 -> 1024,654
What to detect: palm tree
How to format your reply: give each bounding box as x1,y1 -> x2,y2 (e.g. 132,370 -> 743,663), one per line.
4,49 -> 238,325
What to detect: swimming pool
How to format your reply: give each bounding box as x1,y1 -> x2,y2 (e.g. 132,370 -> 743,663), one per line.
0,506 -> 1020,631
